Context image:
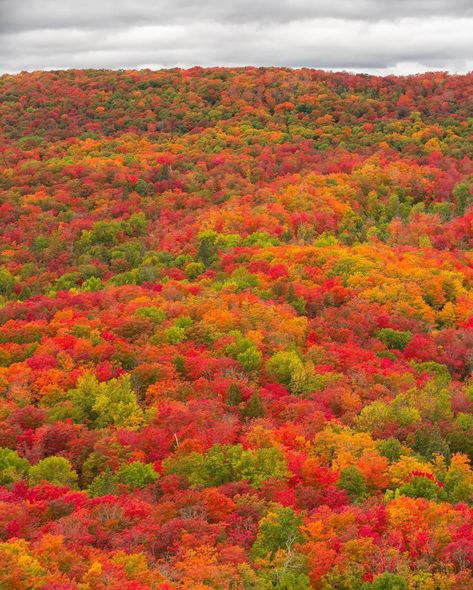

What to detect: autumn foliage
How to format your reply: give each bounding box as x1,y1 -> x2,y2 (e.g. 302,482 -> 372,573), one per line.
0,67 -> 472,588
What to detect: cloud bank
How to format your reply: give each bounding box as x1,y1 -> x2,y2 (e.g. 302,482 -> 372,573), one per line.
1,0 -> 472,74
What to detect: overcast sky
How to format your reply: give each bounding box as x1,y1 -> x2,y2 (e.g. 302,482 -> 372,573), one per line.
1,0 -> 473,75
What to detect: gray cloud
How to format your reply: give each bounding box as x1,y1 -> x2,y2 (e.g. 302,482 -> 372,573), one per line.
0,0 -> 472,74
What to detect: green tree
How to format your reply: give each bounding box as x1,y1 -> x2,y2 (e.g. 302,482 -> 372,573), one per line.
124,212 -> 147,236
362,573 -> 408,590
226,332 -> 262,372
81,220 -> 121,248
69,373 -> 102,424
227,383 -> 243,406
115,461 -> 158,489
0,266 -> 15,296
135,306 -> 166,324
163,443 -> 288,489
93,375 -> 143,429
238,347 -> 263,372
88,467 -> 118,497
165,326 -> 186,344
162,451 -> 205,487
197,231 -> 219,267
243,391 -> 265,418
377,438 -> 403,462
173,355 -> 187,377
338,466 -> 368,501
453,181 -> 473,214
251,505 -> 305,560
321,565 -> 364,590
70,374 -> 143,429
197,230 -> 241,267
397,475 -> 446,501
29,457 -> 78,488
184,261 -> 205,279
246,447 -> 288,487
228,267 -> 260,292
54,272 -> 81,292
258,569 -> 312,590
377,328 -> 412,351
81,276 -> 103,292
0,448 -> 29,485
412,427 -> 451,462
266,351 -> 304,386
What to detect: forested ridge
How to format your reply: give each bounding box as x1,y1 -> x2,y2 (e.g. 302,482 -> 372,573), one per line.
0,67 -> 473,589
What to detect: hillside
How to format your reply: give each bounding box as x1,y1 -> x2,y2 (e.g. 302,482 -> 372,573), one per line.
0,67 -> 473,589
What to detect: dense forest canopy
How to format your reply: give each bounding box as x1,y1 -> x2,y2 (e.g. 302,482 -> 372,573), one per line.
0,67 -> 473,589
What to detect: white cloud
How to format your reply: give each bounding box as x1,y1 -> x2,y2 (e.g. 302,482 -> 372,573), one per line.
0,1 -> 472,74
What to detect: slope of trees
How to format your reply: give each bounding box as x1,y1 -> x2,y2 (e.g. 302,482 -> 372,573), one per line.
0,67 -> 472,588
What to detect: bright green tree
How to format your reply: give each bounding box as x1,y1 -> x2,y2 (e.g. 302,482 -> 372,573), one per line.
251,505 -> 305,560
70,374 -> 143,428
266,351 -> 304,386
29,457 -> 78,488
362,573 -> 408,590
93,375 -> 143,429
0,448 -> 29,485
115,461 -> 158,489
0,266 -> 15,296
